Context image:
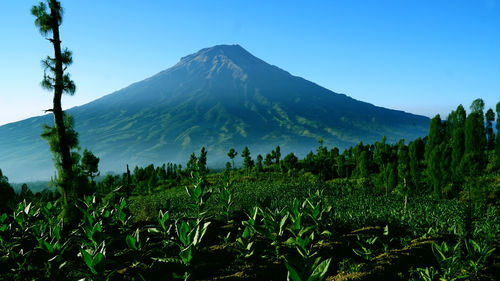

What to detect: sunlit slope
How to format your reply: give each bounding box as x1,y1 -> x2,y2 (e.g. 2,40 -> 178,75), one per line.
0,44 -> 429,181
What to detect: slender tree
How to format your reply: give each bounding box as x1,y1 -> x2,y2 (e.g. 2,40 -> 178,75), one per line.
355,150 -> 369,178
336,154 -> 346,178
425,115 -> 444,162
0,169 -> 15,212
186,153 -> 198,172
256,154 -> 264,172
81,148 -> 100,185
282,152 -> 299,173
485,108 -> 496,151
227,148 -> 237,169
373,136 -> 390,187
450,105 -> 466,181
32,0 -> 77,219
198,147 -> 208,175
425,115 -> 446,195
470,98 -> 485,116
495,102 -> 500,168
408,137 -> 424,189
428,144 -> 445,196
264,153 -> 274,168
397,142 -> 410,194
461,100 -> 487,176
241,146 -> 254,173
275,145 -> 281,165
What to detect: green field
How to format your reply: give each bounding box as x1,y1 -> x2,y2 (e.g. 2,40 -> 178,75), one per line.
1,170 -> 498,281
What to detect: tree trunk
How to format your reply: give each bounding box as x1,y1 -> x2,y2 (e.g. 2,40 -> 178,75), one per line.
50,3 -> 75,220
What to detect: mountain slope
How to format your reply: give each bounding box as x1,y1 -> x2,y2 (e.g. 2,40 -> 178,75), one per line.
0,44 -> 429,182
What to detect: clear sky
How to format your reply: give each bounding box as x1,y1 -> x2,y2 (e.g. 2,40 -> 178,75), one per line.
1,0 -> 499,126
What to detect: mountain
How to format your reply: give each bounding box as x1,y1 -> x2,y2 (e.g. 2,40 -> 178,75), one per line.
0,44 -> 429,182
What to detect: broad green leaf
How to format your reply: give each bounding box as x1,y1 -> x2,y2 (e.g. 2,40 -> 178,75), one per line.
179,246 -> 193,265
120,199 -> 127,210
42,240 -> 54,254
81,249 -> 97,274
92,222 -> 102,234
285,262 -> 302,281
126,235 -> 137,250
92,252 -> 104,267
298,225 -> 316,237
308,258 -> 331,281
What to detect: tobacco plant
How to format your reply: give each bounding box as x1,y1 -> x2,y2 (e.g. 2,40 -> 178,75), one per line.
235,206 -> 259,260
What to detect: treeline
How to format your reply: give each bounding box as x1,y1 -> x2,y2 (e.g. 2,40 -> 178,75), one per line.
92,98 -> 499,201
222,99 -> 500,200
277,99 -> 499,199
1,99 -> 498,208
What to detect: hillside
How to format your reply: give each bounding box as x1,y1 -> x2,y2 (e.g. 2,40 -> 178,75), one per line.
0,44 -> 429,182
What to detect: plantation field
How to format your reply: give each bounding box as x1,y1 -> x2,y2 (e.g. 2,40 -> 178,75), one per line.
1,175 -> 498,281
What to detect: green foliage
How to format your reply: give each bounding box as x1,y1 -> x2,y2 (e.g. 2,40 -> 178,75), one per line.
397,142 -> 411,196
282,152 -> 299,173
227,148 -> 238,169
430,241 -> 467,280
495,102 -> 500,169
285,257 -> 331,281
464,238 -> 496,275
353,235 -> 378,260
32,0 -> 81,227
461,111 -> 487,176
241,146 -> 254,173
449,105 -> 466,182
81,149 -> 100,183
235,207 -> 259,260
0,169 -> 16,212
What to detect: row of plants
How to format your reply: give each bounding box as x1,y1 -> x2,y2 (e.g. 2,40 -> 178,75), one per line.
1,171 -> 498,280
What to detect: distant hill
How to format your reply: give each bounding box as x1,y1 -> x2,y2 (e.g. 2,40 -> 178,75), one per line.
0,44 -> 429,182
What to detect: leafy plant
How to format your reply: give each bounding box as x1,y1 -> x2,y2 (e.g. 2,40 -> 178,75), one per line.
154,218 -> 210,280
285,257 -> 331,281
235,206 -> 259,260
125,228 -> 142,251
353,235 -> 378,260
415,266 -> 439,281
217,175 -> 234,223
185,164 -> 212,218
431,241 -> 467,280
257,207 -> 288,258
464,239 -> 495,275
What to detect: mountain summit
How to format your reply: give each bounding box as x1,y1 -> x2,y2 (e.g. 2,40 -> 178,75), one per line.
0,44 -> 429,181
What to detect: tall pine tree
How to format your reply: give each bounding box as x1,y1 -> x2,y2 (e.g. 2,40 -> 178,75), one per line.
495,102 -> 500,168
32,0 -> 78,222
449,105 -> 466,181
461,99 -> 487,176
485,108 -> 496,151
408,137 -> 425,190
425,115 -> 446,195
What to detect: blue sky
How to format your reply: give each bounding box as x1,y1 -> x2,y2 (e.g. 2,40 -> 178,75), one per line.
1,0 -> 499,125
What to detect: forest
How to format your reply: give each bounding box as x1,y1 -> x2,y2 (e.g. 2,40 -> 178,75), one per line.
0,0 -> 499,280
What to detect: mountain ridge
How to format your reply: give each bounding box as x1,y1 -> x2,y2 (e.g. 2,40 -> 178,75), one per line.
0,44 -> 429,182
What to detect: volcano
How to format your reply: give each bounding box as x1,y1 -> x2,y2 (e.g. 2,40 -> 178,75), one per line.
0,44 -> 429,182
